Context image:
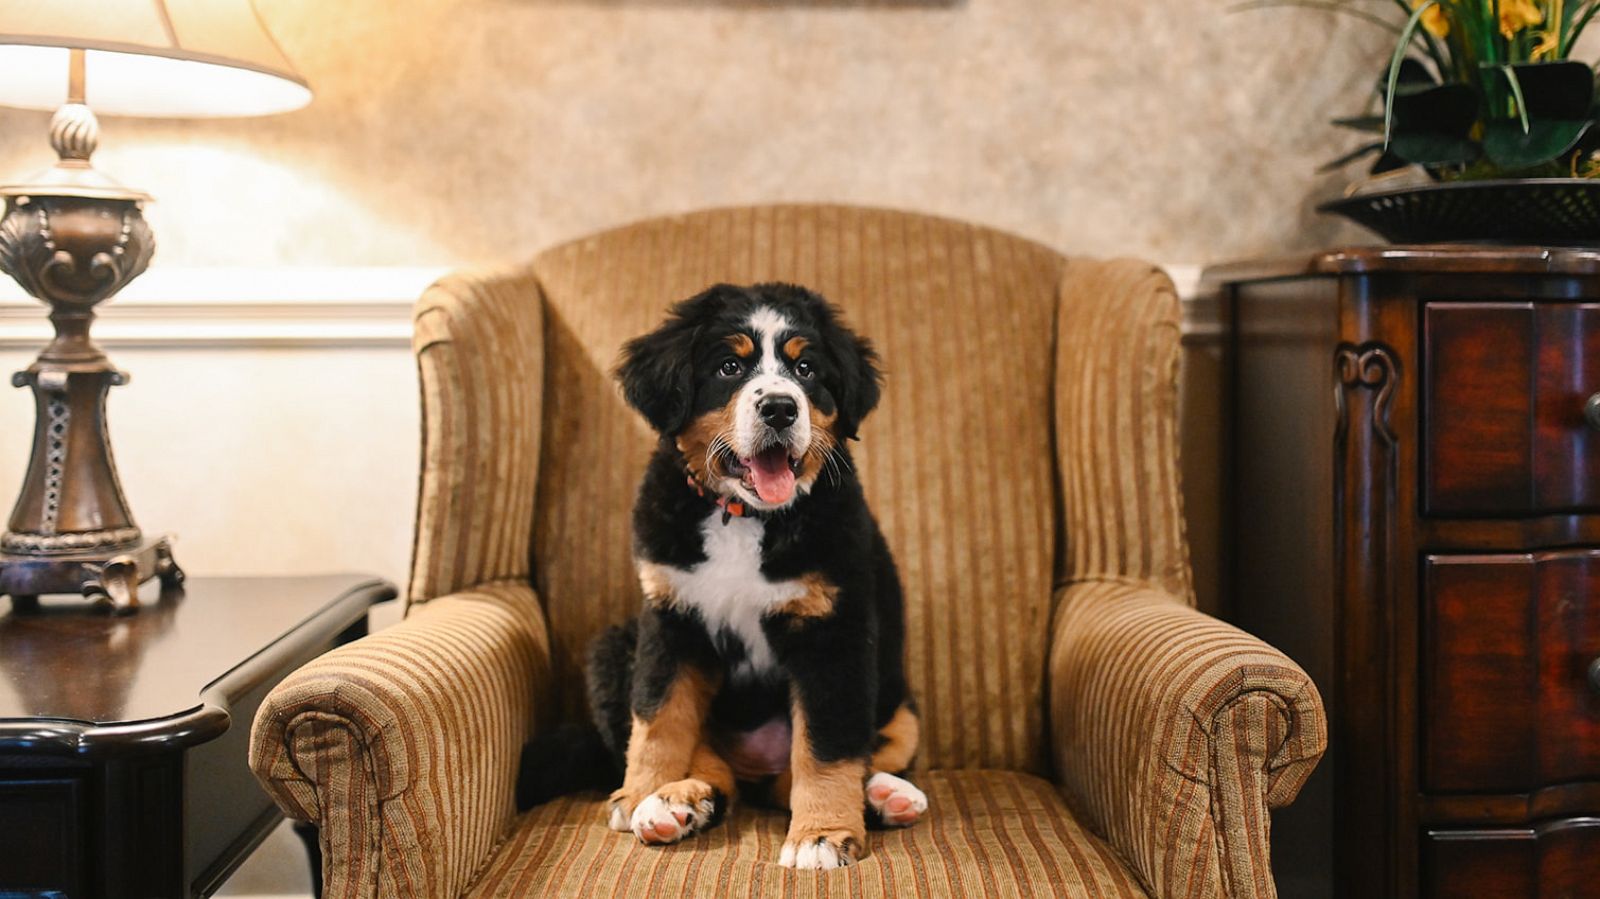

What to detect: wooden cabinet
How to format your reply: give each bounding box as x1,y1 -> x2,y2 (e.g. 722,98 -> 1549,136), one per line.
1211,247 -> 1600,899
0,576 -> 393,898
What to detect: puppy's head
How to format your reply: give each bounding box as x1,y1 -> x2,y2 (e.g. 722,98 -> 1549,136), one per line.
617,282 -> 881,512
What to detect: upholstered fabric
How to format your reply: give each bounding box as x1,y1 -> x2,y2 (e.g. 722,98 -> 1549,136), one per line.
1054,259 -> 1192,600
247,204 -> 1327,899
1049,581 -> 1326,899
463,770 -> 1151,898
250,581 -> 551,899
409,267 -> 547,603
527,205 -> 1064,772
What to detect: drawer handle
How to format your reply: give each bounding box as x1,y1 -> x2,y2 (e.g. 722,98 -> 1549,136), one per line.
1586,393 -> 1600,431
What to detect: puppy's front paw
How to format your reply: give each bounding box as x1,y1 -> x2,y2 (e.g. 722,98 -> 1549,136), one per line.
606,788 -> 641,832
778,826 -> 864,870
865,771 -> 928,828
629,778 -> 723,846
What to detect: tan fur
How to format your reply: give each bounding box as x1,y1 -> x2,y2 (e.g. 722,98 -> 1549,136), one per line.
637,560 -> 675,606
784,697 -> 868,861
725,333 -> 755,357
651,741 -> 735,811
675,402 -> 738,484
773,767 -> 793,808
783,335 -> 809,359
774,573 -> 838,619
871,703 -> 920,774
609,667 -> 716,819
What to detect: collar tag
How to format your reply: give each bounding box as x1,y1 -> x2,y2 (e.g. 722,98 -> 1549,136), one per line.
686,474 -> 751,522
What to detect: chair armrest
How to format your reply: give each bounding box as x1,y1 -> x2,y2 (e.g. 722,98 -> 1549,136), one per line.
249,580 -> 551,899
1049,581 -> 1326,899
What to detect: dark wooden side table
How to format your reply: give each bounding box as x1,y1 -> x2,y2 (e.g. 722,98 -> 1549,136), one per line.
0,574 -> 395,899
1209,246 -> 1600,899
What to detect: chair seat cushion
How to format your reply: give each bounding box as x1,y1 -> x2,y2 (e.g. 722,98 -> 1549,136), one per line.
464,769 -> 1150,897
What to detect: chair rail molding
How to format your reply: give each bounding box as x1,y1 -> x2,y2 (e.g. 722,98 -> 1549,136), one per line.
0,264 -> 1205,349
0,267 -> 447,348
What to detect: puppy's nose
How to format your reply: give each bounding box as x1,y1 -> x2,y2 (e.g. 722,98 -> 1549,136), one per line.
758,395 -> 798,430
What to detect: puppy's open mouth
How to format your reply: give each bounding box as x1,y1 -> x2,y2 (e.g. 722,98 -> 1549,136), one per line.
720,445 -> 803,505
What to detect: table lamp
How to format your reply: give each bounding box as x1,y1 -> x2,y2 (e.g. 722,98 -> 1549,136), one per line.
0,1 -> 311,613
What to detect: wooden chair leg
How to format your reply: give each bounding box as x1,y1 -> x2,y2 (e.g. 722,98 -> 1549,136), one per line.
292,821 -> 323,899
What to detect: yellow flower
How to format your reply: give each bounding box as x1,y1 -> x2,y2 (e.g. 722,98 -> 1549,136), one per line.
1534,0 -> 1563,58
1499,0 -> 1543,38
1413,0 -> 1450,38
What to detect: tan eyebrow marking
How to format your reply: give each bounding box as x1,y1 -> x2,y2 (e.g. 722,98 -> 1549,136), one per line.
783,336 -> 809,359
725,333 -> 755,357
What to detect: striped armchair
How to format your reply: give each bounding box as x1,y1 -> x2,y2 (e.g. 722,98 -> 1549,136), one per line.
249,205 -> 1325,898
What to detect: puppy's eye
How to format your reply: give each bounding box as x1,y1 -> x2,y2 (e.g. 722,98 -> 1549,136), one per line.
718,358 -> 743,378
795,359 -> 816,380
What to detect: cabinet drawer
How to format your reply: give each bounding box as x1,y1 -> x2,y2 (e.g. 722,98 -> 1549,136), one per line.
1423,553 -> 1600,793
0,777 -> 85,895
1424,819 -> 1600,898
1424,302 -> 1600,515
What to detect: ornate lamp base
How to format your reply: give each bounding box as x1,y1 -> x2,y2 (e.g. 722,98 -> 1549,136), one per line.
0,93 -> 182,615
0,535 -> 184,614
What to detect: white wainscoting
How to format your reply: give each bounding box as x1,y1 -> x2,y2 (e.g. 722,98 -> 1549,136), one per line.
0,268 -> 444,593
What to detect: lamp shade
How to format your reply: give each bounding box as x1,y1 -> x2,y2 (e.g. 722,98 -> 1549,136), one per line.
0,0 -> 311,117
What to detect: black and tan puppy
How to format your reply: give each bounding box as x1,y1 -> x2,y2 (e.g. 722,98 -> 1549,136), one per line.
521,282 -> 925,870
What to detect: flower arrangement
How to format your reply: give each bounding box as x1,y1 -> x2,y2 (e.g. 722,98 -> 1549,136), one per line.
1251,0 -> 1600,179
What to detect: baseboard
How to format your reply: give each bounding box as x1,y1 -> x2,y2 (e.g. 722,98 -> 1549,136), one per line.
0,263 -> 1206,350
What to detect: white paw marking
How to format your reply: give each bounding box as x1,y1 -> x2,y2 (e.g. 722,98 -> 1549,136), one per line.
866,771 -> 928,828
629,791 -> 714,845
780,836 -> 851,869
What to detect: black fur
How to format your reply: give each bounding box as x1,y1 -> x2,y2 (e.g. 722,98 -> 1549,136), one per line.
517,282 -> 910,813
616,282 -> 881,443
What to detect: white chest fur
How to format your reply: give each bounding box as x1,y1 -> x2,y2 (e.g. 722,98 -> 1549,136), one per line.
663,512 -> 804,680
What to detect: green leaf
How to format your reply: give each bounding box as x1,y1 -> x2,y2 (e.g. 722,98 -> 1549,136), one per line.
1333,114 -> 1386,132
1228,0 -> 1403,32
1501,61 -> 1596,118
1483,118 -> 1592,168
1570,1 -> 1600,48
1392,133 -> 1481,164
1385,1 -> 1441,149
1503,65 -> 1533,134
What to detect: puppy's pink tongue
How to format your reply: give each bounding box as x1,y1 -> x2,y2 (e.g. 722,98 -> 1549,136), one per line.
744,447 -> 795,504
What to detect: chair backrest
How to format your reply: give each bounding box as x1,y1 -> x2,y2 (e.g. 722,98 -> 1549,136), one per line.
528,205 -> 1065,772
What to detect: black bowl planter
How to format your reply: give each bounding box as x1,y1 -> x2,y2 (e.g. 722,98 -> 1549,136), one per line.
1320,179 -> 1600,245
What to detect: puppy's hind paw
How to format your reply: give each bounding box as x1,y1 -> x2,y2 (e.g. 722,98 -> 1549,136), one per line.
629,778 -> 723,846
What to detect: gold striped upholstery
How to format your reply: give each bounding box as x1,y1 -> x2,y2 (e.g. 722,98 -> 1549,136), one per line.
248,204 -> 1327,898
250,581 -> 551,899
463,771 -> 1150,898
1055,259 -> 1193,599
409,266 -> 546,602
1049,582 -> 1326,899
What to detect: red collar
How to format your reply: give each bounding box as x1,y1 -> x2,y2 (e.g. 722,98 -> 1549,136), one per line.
686,474 -> 755,523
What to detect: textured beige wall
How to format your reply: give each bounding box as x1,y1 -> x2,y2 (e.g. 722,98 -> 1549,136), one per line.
0,0 -> 1385,269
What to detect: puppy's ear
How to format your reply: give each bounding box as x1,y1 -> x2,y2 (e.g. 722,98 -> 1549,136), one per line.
818,304 -> 882,441
616,286 -> 734,435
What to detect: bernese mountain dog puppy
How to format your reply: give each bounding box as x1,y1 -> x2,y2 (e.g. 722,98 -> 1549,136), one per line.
517,282 -> 925,870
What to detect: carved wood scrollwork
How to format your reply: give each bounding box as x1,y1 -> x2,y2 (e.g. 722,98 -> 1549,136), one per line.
1335,343 -> 1399,446
1332,339 -> 1403,887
